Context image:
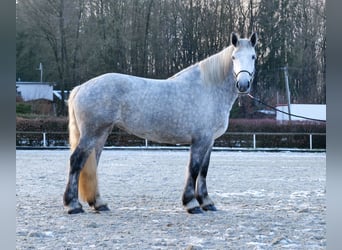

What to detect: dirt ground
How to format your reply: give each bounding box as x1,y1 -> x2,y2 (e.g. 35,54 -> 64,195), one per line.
16,150 -> 326,249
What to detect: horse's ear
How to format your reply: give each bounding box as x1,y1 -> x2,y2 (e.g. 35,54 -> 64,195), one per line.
250,32 -> 257,47
231,32 -> 239,47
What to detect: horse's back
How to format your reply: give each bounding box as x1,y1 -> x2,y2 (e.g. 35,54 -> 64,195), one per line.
69,73 -> 133,131
69,71 -> 229,144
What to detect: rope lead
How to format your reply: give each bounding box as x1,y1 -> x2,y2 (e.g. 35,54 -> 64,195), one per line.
247,94 -> 326,123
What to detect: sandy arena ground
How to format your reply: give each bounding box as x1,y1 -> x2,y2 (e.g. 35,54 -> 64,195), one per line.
16,150 -> 326,249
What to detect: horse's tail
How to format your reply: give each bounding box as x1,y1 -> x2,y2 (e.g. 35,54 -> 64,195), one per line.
68,86 -> 98,204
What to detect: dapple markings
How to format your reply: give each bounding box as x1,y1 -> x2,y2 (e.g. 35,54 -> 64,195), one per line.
63,32 -> 257,214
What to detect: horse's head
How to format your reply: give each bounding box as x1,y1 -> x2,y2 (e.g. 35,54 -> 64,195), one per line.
231,32 -> 257,94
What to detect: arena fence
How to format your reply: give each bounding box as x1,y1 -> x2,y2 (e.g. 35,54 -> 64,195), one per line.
16,131 -> 326,152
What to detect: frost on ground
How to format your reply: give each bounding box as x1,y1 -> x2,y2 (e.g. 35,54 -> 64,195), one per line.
16,150 -> 326,249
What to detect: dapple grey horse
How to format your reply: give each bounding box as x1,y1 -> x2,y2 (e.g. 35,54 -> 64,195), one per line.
63,32 -> 257,214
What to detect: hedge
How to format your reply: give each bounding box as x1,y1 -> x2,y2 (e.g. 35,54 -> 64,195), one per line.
16,117 -> 68,132
227,119 -> 326,133
16,117 -> 325,133
16,117 -> 326,148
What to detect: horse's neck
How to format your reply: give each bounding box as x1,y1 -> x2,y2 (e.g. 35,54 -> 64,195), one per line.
168,48 -> 238,108
199,46 -> 234,85
213,75 -> 239,109
199,46 -> 238,105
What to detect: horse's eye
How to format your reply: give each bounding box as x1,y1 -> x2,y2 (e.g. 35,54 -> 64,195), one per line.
232,56 -> 235,60
252,55 -> 256,60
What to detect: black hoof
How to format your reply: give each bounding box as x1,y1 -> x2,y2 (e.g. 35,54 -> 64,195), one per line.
187,207 -> 203,214
67,207 -> 84,214
94,204 -> 110,211
202,204 -> 217,211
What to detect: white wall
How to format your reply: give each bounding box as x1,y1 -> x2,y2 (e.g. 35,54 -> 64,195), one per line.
17,83 -> 53,101
276,104 -> 326,121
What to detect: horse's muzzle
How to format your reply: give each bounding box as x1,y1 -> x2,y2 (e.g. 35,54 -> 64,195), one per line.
236,80 -> 251,94
234,70 -> 253,94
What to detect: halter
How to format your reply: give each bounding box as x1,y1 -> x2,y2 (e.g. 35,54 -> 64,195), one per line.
234,70 -> 254,80
234,70 -> 255,93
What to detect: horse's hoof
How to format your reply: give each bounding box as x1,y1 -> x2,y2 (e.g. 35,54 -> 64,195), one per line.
67,207 -> 85,214
94,204 -> 110,211
187,207 -> 203,214
201,204 -> 217,211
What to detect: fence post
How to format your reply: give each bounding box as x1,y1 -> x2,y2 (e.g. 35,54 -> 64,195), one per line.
253,133 -> 256,149
309,134 -> 312,150
145,139 -> 148,148
43,132 -> 47,147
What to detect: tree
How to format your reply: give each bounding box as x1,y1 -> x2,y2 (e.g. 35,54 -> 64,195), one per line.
16,0 -> 326,117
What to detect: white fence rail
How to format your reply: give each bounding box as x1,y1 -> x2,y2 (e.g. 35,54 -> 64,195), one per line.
16,131 -> 326,151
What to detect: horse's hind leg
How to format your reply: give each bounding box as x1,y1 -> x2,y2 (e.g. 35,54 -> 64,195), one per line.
78,149 -> 109,211
182,137 -> 214,214
79,127 -> 113,212
63,139 -> 95,214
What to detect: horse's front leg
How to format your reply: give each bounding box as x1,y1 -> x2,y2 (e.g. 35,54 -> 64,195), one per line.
182,138 -> 214,214
195,155 -> 217,211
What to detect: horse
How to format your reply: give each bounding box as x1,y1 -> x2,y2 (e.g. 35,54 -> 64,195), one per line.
63,32 -> 257,214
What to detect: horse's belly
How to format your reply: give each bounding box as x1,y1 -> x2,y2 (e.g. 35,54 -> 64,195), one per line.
117,121 -> 193,145
121,126 -> 192,145
144,133 -> 192,145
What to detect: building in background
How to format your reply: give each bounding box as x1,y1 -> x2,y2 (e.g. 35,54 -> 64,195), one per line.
276,104 -> 326,122
16,81 -> 54,102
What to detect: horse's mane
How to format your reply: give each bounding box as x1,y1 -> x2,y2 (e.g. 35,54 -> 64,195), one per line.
168,45 -> 234,85
199,45 -> 234,85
